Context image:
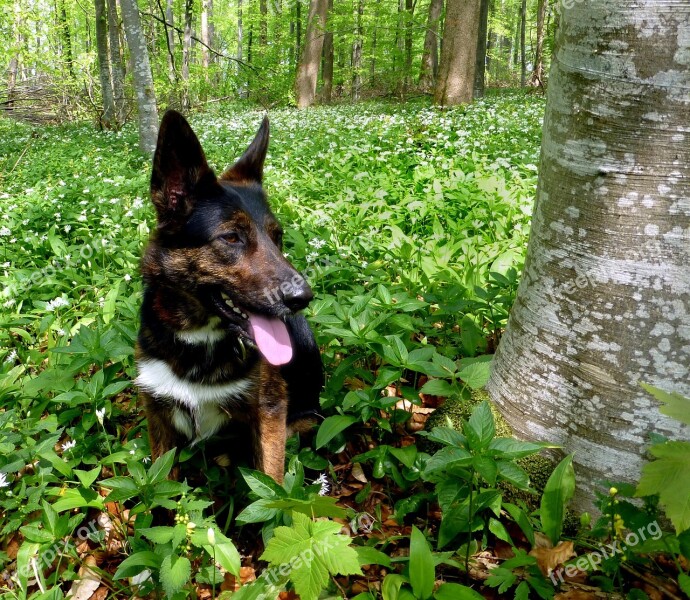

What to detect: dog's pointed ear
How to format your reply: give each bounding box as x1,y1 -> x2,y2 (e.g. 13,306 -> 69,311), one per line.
221,116 -> 269,184
150,110 -> 215,229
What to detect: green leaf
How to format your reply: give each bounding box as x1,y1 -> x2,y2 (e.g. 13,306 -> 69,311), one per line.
678,573 -> 690,596
409,526 -> 435,600
315,414 -> 358,449
160,554 -> 191,597
147,448 -> 177,484
74,467 -> 101,488
472,456 -> 498,485
260,512 -> 361,600
540,454 -> 576,544
355,545 -> 392,568
488,438 -> 552,459
457,359 -> 492,390
138,526 -> 175,544
211,541 -> 242,578
41,500 -> 59,536
636,441 -> 690,534
434,582 -> 485,600
239,468 -> 287,499
419,379 -> 455,397
425,427 -> 467,448
113,551 -> 163,580
235,498 -> 279,524
382,574 -> 409,600
503,503 -> 535,547
465,401 -> 495,450
496,460 -> 530,490
640,383 -> 690,426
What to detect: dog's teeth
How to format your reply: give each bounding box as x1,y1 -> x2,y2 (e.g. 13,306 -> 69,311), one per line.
232,307 -> 241,314
221,292 -> 230,300
224,299 -> 235,308
241,312 -> 247,319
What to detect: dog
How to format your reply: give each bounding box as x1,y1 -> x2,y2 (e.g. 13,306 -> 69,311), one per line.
135,110 -> 323,483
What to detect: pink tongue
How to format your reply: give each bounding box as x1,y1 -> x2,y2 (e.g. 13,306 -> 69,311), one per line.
248,314 -> 293,365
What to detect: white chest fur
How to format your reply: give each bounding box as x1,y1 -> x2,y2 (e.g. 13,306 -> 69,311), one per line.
136,358 -> 253,442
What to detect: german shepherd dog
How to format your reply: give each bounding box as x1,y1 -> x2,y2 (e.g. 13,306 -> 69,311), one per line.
135,110 -> 323,483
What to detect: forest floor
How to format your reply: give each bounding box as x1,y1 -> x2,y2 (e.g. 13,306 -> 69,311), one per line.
1,94 -> 684,600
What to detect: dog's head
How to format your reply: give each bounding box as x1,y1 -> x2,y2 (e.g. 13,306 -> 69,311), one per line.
145,110 -> 313,365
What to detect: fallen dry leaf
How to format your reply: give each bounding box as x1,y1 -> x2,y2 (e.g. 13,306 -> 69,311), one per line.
530,541 -> 576,577
66,556 -> 101,600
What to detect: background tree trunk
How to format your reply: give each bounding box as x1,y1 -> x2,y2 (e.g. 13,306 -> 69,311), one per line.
473,0 -> 490,98
351,0 -> 364,101
182,0 -> 193,109
434,0 -> 480,106
201,0 -> 213,70
119,0 -> 159,154
260,0 -> 268,46
294,0 -> 328,108
106,0 -> 126,125
94,0 -> 115,127
519,0 -> 526,87
58,0 -> 75,79
487,0 -> 690,514
419,0 -> 443,93
321,0 -> 334,103
529,0 -> 547,87
165,0 -> 176,80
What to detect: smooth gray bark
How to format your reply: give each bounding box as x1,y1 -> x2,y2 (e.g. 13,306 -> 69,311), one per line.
434,0 -> 481,105
419,0 -> 443,92
488,0 -> 690,514
119,0 -> 158,154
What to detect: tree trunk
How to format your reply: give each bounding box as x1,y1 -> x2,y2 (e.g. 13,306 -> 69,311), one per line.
294,0 -> 328,108
95,0 -> 115,128
321,0 -> 334,103
58,0 -> 75,79
260,0 -> 268,45
403,0 -> 413,92
201,0 -> 213,69
296,0 -> 302,64
369,0 -> 381,82
182,0 -> 193,109
434,0 -> 480,106
351,0 -> 364,100
238,0 -> 246,96
419,0 -> 443,92
487,0 -> 690,514
106,0 -> 126,125
164,0 -> 176,79
519,0 -> 526,87
119,0 -> 159,154
473,0 -> 490,98
528,0 -> 547,87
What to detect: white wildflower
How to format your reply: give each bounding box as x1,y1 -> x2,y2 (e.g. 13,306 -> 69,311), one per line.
0,473 -> 9,488
4,350 -> 17,363
309,238 -> 326,250
124,274 -> 131,281
96,408 -> 106,425
46,297 -> 69,311
0,227 -> 11,236
64,225 -> 71,233
314,473 -> 330,496
61,440 -> 76,452
207,527 -> 216,546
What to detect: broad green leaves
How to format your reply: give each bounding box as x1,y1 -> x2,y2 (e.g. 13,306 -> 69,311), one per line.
540,455 -> 576,545
260,512 -> 361,600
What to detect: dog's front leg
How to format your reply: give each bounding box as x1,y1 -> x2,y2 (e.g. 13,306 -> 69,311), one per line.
253,362 -> 288,483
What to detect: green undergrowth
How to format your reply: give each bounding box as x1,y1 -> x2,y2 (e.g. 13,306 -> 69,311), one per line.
3,96 -> 687,599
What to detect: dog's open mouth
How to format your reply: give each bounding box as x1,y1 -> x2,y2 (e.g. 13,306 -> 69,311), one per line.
212,291 -> 293,366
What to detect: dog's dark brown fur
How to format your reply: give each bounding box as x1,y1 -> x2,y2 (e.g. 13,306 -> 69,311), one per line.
136,111 -> 323,482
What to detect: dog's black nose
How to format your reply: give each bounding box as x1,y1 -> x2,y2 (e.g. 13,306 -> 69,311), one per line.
282,284 -> 313,312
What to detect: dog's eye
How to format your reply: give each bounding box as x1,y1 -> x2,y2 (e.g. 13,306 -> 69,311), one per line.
221,232 -> 242,244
